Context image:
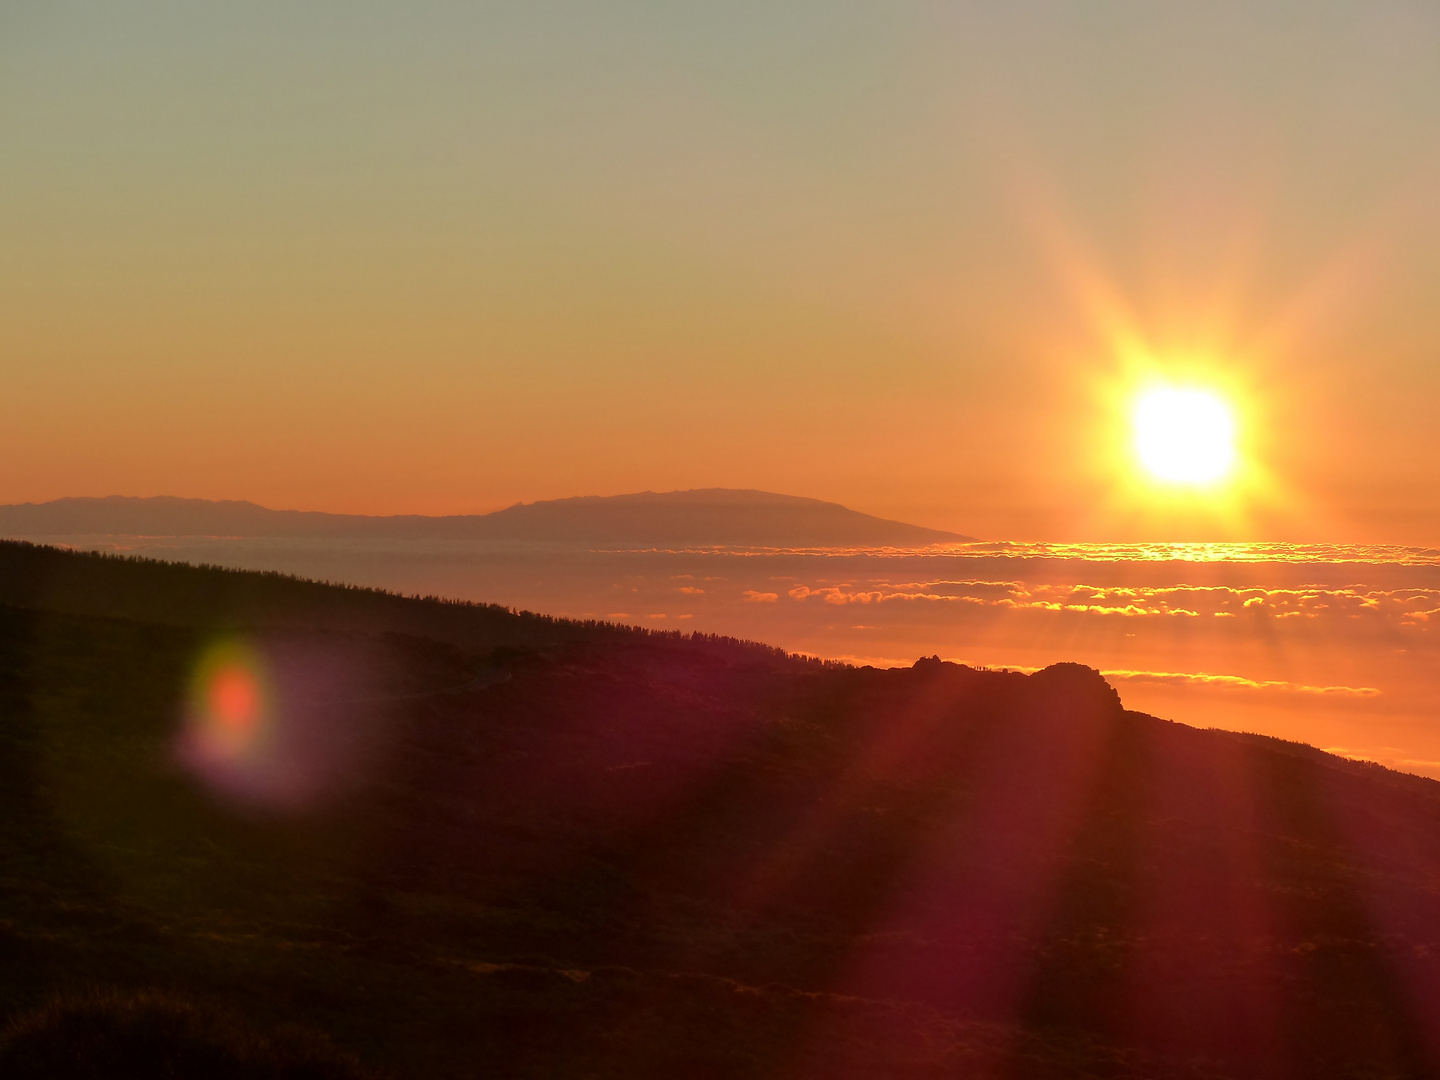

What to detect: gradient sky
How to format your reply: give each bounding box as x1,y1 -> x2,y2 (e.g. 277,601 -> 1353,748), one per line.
3,2 -> 1439,541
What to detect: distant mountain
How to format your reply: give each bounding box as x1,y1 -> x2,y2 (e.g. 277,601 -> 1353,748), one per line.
0,490 -> 973,547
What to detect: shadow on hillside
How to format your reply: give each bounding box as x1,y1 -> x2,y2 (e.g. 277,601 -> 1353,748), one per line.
5,544 -> 1440,1077
0,989 -> 374,1079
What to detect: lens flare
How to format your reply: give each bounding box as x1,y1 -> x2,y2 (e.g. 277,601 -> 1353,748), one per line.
181,639 -> 274,776
1133,388 -> 1236,484
210,665 -> 261,736
178,636 -> 377,810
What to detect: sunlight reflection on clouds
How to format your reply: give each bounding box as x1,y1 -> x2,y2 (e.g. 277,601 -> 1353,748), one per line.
781,579 -> 1440,630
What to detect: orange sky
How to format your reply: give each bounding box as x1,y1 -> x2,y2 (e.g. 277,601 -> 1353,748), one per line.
3,3 -> 1439,542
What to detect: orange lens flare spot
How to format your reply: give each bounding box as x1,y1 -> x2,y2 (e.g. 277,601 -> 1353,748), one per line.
187,641 -> 271,757
209,665 -> 260,734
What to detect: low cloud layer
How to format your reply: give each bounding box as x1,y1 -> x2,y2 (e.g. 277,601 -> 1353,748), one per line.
781,580 -> 1440,630
1104,669 -> 1382,697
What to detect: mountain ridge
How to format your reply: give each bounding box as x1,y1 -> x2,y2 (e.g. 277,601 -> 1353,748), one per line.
3,542 -> 1438,1078
0,490 -> 973,547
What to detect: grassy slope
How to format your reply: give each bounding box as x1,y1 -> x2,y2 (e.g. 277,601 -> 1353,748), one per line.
3,542 -> 1440,1078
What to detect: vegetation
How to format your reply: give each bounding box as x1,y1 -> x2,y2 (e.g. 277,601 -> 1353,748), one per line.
2,541 -> 1440,1077
0,990 -> 373,1079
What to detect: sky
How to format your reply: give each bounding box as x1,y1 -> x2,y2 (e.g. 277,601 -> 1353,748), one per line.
3,1 -> 1439,542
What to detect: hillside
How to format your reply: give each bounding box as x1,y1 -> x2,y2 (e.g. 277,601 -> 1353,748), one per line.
3,543 -> 1440,1078
0,490 -> 972,548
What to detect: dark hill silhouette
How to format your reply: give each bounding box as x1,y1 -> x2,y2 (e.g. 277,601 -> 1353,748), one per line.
0,990 -> 374,1079
3,542 -> 1440,1078
0,490 -> 972,547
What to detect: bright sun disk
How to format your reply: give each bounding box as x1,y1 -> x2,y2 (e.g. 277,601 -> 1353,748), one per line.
1133,388 -> 1236,484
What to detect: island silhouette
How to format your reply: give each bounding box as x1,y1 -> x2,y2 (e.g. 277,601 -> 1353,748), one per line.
0,489 -> 973,549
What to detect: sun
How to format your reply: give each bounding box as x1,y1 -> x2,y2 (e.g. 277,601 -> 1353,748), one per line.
1132,387 -> 1236,484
